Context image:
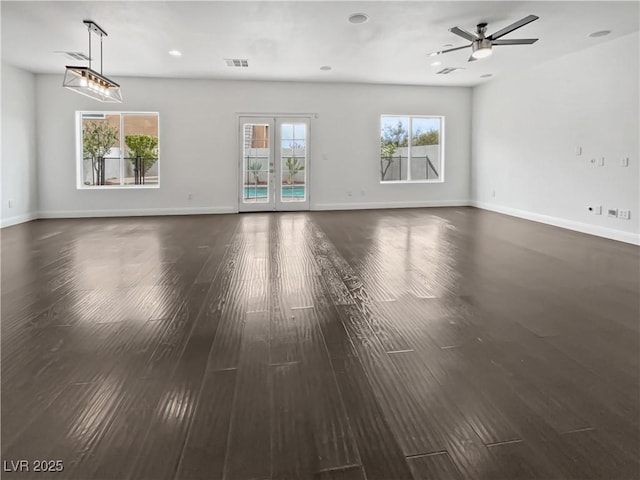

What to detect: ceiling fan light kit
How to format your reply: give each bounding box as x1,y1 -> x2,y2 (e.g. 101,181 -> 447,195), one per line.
471,38 -> 493,59
429,14 -> 539,63
63,20 -> 123,103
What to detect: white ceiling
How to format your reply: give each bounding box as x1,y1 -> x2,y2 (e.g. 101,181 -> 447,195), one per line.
1,1 -> 638,87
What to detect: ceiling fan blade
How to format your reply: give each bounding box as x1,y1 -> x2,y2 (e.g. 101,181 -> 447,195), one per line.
492,38 -> 538,45
488,14 -> 539,40
449,26 -> 479,42
427,44 -> 470,56
468,55 -> 477,62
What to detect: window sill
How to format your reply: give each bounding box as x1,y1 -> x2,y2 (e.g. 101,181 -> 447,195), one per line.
77,184 -> 160,190
379,180 -> 444,184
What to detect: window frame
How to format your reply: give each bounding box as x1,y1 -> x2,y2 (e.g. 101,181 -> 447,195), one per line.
76,110 -> 161,189
379,114 -> 445,184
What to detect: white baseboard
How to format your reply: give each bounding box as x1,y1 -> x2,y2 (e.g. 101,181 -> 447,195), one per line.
0,212 -> 38,228
38,206 -> 237,219
312,199 -> 470,211
10,201 -> 638,245
471,200 -> 640,245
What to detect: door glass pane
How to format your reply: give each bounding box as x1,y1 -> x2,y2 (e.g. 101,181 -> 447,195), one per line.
280,123 -> 306,202
123,114 -> 159,185
81,113 -> 121,186
243,123 -> 270,203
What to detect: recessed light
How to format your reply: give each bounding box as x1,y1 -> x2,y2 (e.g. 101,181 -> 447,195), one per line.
431,61 -> 442,66
348,13 -> 369,24
168,49 -> 182,57
480,74 -> 493,78
320,65 -> 332,71
588,30 -> 611,38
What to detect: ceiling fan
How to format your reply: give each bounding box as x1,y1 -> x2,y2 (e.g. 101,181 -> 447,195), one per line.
429,14 -> 539,62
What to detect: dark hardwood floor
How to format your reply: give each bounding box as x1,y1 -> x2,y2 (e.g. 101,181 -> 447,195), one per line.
1,207 -> 638,480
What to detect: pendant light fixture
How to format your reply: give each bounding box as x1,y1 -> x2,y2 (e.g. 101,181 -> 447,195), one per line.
63,20 -> 122,103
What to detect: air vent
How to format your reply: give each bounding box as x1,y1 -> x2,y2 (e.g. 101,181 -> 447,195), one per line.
56,51 -> 91,61
224,58 -> 249,67
436,67 -> 464,75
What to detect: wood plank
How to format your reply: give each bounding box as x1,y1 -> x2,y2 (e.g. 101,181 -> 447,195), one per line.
128,278 -> 230,479
269,277 -> 302,365
308,281 -> 358,359
332,304 -> 451,458
271,363 -> 316,479
223,311 -> 271,480
174,369 -> 237,480
2,380 -> 127,479
486,339 -> 596,434
80,379 -> 166,480
140,282 -> 210,379
204,282 -> 245,371
205,236 -> 250,371
296,308 -> 360,471
505,334 -> 640,452
127,371 -> 206,480
560,429 -> 640,479
390,350 -> 521,447
331,355 -> 413,480
439,342 -> 612,479
487,440 -> 562,480
407,452 -> 463,480
314,465 -> 366,480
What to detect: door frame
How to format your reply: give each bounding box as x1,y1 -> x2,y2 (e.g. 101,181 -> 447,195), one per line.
237,114 -> 312,212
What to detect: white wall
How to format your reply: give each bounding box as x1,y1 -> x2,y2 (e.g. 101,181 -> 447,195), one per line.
471,32 -> 640,244
1,63 -> 38,227
35,76 -> 471,217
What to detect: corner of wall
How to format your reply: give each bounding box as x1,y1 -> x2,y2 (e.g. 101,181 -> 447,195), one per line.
1,62 -> 39,228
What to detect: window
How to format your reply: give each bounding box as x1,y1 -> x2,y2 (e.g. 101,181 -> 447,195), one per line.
380,115 -> 444,183
77,112 -> 159,188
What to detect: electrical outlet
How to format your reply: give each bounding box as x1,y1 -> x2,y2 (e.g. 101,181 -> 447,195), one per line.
492,190 -> 496,198
575,146 -> 582,156
590,158 -> 597,165
597,157 -> 605,167
587,206 -> 602,215
607,208 -> 618,218
8,199 -> 14,208
621,157 -> 629,167
187,193 -> 193,200
347,191 -> 352,197
618,210 -> 631,220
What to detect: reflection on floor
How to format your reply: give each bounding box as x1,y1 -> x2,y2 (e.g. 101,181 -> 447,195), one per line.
1,207 -> 638,479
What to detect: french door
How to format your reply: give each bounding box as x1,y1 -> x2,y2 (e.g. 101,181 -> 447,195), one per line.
238,116 -> 310,212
